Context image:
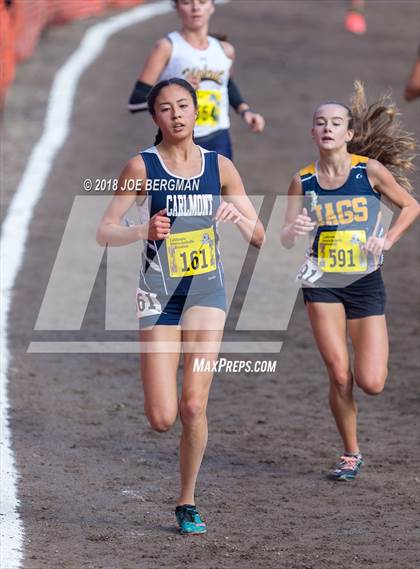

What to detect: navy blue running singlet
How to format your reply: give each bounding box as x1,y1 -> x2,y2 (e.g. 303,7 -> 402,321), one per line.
299,154 -> 384,283
138,145 -> 225,296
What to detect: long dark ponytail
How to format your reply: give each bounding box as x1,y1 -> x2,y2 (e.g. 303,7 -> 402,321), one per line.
147,78 -> 198,146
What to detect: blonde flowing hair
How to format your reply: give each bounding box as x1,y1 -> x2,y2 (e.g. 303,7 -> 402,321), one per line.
347,80 -> 417,192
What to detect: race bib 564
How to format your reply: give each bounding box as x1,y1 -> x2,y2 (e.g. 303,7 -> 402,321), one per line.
196,90 -> 221,127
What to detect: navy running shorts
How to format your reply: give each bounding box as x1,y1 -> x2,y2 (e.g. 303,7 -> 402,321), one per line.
195,129 -> 233,160
137,288 -> 227,328
302,268 -> 386,319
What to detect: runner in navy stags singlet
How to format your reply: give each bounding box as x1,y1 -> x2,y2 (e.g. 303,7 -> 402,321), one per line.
280,91 -> 419,483
299,154 -> 383,287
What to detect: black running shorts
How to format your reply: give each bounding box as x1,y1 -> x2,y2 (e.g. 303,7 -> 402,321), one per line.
302,269 -> 386,319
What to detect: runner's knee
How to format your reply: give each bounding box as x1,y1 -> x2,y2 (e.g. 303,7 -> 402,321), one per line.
357,368 -> 387,395
179,397 -> 206,425
326,363 -> 352,390
362,383 -> 384,395
146,410 -> 177,432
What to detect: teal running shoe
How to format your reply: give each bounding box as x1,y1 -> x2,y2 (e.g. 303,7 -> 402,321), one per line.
327,453 -> 364,481
175,504 -> 207,535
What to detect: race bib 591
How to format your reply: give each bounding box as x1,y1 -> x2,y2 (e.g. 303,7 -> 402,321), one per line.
318,230 -> 367,273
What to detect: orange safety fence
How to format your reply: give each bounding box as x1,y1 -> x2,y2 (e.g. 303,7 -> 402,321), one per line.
0,0 -> 145,107
0,3 -> 15,105
109,0 -> 145,6
13,0 -> 50,62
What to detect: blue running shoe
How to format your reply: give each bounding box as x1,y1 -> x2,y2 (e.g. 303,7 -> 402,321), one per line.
327,453 -> 364,481
175,504 -> 207,535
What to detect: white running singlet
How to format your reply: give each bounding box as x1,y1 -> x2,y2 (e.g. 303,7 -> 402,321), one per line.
159,31 -> 232,138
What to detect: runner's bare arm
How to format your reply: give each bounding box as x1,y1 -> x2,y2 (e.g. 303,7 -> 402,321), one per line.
280,175 -> 315,249
220,40 -> 235,61
404,54 -> 420,101
217,155 -> 265,248
96,156 -> 152,247
138,38 -> 172,84
367,159 -> 420,250
222,44 -> 244,111
221,40 -> 264,132
221,42 -> 244,108
128,39 -> 173,112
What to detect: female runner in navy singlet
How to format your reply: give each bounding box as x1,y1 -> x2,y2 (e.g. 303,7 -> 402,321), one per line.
97,78 -> 265,534
281,82 -> 419,482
